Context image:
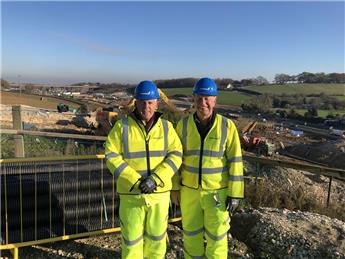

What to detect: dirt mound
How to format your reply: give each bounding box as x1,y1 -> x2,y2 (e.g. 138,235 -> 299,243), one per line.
244,165 -> 345,221
0,104 -> 94,133
285,140 -> 345,169
261,166 -> 345,205
232,207 -> 345,258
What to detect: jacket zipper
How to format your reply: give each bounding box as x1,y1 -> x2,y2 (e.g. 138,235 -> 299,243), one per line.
135,120 -> 151,177
131,114 -> 162,177
145,138 -> 151,176
198,139 -> 204,186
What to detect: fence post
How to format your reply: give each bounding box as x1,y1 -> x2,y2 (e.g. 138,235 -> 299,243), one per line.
12,105 -> 25,157
327,176 -> 333,207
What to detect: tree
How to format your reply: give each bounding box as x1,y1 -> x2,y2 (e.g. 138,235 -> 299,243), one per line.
242,94 -> 273,112
274,74 -> 291,84
326,73 -> 345,83
24,84 -> 35,94
304,107 -> 318,118
297,72 -> 317,83
215,78 -> 234,89
240,79 -> 253,86
253,76 -> 269,85
1,79 -> 10,89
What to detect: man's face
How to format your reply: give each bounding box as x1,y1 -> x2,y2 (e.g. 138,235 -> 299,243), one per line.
135,99 -> 158,122
193,94 -> 217,119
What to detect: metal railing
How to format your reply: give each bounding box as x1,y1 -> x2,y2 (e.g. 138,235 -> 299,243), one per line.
0,155 -> 182,258
1,156 -> 110,251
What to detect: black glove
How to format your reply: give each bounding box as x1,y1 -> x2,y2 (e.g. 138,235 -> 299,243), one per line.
227,197 -> 240,214
139,176 -> 157,194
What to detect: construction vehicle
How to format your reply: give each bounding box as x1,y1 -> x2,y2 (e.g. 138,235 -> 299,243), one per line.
240,120 -> 275,156
94,89 -> 193,135
157,89 -> 193,124
57,103 -> 69,113
95,110 -> 117,135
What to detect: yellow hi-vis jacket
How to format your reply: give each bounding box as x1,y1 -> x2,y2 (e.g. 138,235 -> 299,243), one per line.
174,113 -> 244,198
105,115 -> 182,194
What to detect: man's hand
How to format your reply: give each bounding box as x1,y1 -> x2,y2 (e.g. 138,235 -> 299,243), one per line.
227,197 -> 240,214
170,190 -> 180,205
139,176 -> 157,194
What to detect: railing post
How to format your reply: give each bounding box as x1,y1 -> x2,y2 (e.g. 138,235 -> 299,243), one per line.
12,105 -> 25,157
327,176 -> 333,207
11,247 -> 19,259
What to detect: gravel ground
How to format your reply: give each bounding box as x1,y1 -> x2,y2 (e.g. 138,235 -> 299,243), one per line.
232,207 -> 345,259
2,208 -> 344,259
0,224 -> 253,259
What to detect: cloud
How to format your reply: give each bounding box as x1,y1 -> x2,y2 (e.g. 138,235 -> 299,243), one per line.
57,32 -> 158,59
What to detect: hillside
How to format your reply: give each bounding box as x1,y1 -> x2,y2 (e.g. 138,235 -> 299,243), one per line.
243,83 -> 345,95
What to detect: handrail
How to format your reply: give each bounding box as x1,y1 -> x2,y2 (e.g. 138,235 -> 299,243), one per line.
243,152 -> 345,180
1,129 -> 106,141
0,154 -> 105,164
2,152 -> 344,180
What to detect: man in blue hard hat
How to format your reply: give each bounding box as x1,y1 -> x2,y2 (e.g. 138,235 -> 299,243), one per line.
171,77 -> 244,258
105,80 -> 182,258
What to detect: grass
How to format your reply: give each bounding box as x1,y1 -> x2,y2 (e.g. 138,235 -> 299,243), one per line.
243,83 -> 345,95
161,84 -> 345,107
0,91 -> 80,110
335,95 -> 345,101
162,87 -> 252,106
0,134 -> 104,159
160,87 -> 192,96
217,91 -> 253,106
244,168 -> 345,222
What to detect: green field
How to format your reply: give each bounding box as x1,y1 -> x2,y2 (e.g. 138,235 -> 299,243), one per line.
1,91 -> 80,109
0,134 -> 104,159
335,95 -> 345,101
273,108 -> 345,118
162,88 -> 252,106
243,83 -> 345,95
162,84 -> 345,107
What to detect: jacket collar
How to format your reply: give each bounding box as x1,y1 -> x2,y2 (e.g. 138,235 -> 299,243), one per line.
131,109 -> 163,132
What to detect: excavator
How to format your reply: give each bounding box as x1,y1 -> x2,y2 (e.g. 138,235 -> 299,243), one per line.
95,89 -> 193,136
240,121 -> 275,156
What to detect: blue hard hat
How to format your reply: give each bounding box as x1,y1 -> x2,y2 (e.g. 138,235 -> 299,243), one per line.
193,77 -> 218,96
134,80 -> 160,100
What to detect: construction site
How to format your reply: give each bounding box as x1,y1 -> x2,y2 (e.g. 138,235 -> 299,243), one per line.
1,88 -> 345,258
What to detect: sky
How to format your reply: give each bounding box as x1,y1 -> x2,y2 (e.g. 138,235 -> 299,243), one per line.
1,1 -> 344,85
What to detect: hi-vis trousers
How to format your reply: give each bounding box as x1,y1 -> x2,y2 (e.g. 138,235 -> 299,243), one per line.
119,192 -> 170,259
181,187 -> 230,259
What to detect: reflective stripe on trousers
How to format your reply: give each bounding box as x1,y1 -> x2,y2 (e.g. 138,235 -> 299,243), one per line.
181,187 -> 230,259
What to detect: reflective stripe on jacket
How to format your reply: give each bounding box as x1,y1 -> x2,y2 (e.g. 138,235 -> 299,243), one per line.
105,115 -> 182,194
174,113 -> 244,198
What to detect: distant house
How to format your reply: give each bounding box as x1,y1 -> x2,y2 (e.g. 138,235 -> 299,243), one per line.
113,91 -> 129,97
286,80 -> 298,84
94,93 -> 105,98
226,83 -> 233,89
